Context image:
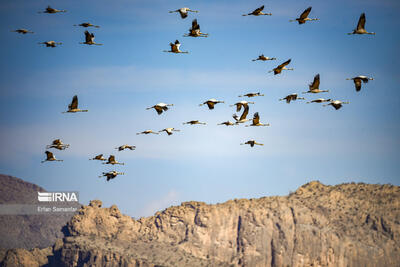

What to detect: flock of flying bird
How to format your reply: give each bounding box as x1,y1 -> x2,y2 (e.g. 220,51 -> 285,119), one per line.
13,4 -> 375,181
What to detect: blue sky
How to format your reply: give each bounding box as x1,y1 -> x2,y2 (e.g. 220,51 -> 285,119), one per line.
0,0 -> 399,218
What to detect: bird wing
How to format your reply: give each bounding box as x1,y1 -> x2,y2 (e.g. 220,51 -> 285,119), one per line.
84,31 -> 91,43
354,79 -> 362,91
235,102 -> 244,112
357,13 -> 366,31
180,11 -> 188,18
278,59 -> 291,69
109,155 -> 115,162
192,19 -> 200,30
253,112 -> 260,124
333,103 -> 342,110
69,95 -> 78,109
253,5 -> 264,13
155,106 -> 163,115
46,151 -> 54,159
239,105 -> 249,121
300,7 -> 312,20
206,102 -> 215,109
53,139 -> 61,145
309,74 -> 320,90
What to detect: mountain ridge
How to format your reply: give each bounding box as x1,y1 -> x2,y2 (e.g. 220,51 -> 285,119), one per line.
1,179 -> 399,266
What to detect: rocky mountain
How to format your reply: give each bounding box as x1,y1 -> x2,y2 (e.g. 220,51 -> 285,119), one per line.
1,181 -> 400,266
0,174 -> 78,250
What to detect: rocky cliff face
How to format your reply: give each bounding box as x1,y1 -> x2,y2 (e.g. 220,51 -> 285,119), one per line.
1,181 -> 400,267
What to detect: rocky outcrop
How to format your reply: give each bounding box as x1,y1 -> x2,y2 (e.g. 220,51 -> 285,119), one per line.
1,181 -> 400,266
0,174 -> 78,249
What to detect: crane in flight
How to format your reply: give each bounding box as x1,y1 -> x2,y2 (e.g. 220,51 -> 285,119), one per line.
243,5 -> 272,16
62,95 -> 88,113
348,13 -> 375,35
289,7 -> 318,24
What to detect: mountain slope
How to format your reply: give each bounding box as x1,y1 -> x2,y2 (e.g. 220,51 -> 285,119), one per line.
0,174 -> 77,249
1,181 -> 400,266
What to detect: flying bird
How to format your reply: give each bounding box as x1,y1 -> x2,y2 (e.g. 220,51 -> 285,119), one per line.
199,99 -> 224,110
46,139 -> 70,150
279,93 -> 305,104
74,22 -> 100,28
183,120 -> 206,125
169,7 -> 198,19
306,98 -> 332,104
348,13 -> 375,35
184,19 -> 208,37
323,100 -> 349,110
243,5 -> 272,16
290,7 -> 318,24
146,103 -> 173,115
238,92 -> 264,98
230,101 -> 254,112
302,74 -> 329,94
240,140 -> 264,147
80,31 -> 102,45
346,76 -> 374,91
218,121 -> 235,126
38,6 -> 66,14
245,112 -> 270,127
99,171 -> 124,181
103,155 -> 124,165
159,128 -> 180,135
232,104 -> 251,124
90,154 -> 106,161
12,29 -> 34,34
269,59 -> 293,75
136,130 -> 159,135
115,145 -> 136,151
163,40 -> 188,54
41,151 -> 63,163
38,41 -> 62,48
252,54 -> 276,61
62,95 -> 88,113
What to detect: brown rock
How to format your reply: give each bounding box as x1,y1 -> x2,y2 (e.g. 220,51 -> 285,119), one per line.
1,181 -> 400,267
